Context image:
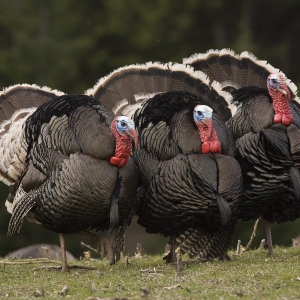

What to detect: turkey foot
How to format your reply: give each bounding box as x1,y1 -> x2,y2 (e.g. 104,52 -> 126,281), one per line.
218,252 -> 231,261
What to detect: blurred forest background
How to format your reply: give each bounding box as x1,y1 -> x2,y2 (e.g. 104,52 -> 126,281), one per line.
1,0 -> 300,259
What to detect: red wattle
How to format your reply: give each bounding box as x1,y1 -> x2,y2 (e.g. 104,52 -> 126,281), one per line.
202,142 -> 210,154
110,156 -> 121,166
117,159 -> 127,168
110,117 -> 134,168
197,120 -> 222,154
268,80 -> 293,127
110,156 -> 129,167
273,113 -> 282,123
210,141 -> 221,153
282,114 -> 293,126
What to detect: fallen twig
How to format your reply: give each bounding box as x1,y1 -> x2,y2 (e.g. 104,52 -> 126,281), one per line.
80,241 -> 99,254
0,259 -> 58,265
32,265 -> 97,271
243,218 -> 260,252
140,268 -> 163,274
163,284 -> 181,290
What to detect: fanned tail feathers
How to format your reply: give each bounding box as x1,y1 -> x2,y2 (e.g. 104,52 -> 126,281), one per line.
216,194 -> 232,226
86,62 -> 235,120
7,178 -> 53,236
0,84 -> 64,123
183,48 -> 299,105
110,187 -> 142,264
176,221 -> 236,260
0,84 -> 63,185
7,186 -> 39,237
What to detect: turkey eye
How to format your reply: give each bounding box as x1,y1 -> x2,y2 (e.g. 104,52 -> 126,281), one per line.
197,111 -> 202,116
121,121 -> 126,127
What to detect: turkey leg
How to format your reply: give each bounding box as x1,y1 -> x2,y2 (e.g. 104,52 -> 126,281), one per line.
59,233 -> 69,272
264,220 -> 274,256
163,235 -> 177,263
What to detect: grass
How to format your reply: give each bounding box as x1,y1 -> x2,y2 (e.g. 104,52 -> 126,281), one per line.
1,246 -> 300,299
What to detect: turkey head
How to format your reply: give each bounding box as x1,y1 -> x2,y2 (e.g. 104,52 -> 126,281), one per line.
110,116 -> 138,168
193,105 -> 221,154
267,73 -> 293,125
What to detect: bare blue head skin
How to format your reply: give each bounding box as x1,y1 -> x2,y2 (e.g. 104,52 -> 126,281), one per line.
268,73 -> 288,96
193,105 -> 213,124
268,76 -> 280,89
116,116 -> 136,134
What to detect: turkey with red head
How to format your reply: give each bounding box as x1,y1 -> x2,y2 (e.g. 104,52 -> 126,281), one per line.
0,85 -> 138,271
184,49 -> 300,256
86,63 -> 243,262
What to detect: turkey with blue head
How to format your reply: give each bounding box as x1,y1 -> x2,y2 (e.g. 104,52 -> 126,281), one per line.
0,85 -> 139,271
86,62 -> 243,262
184,49 -> 300,256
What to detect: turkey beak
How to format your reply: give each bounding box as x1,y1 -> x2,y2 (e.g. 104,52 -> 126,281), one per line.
201,118 -> 208,125
126,129 -> 138,150
278,87 -> 287,97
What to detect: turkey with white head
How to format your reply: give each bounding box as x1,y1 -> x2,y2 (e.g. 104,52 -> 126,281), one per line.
0,85 -> 138,271
184,49 -> 300,256
86,62 -> 243,262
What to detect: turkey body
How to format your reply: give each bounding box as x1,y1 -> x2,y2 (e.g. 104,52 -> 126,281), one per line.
86,62 -> 244,261
229,88 -> 300,224
0,88 -> 138,270
184,49 -> 300,255
8,95 -> 137,234
132,91 -> 243,261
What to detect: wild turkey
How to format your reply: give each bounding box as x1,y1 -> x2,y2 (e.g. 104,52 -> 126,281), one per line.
86,62 -> 243,262
0,85 -> 138,271
183,49 -> 300,256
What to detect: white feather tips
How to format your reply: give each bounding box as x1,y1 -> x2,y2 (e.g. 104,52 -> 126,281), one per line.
183,49 -> 238,65
0,108 -> 36,135
111,98 -> 129,115
1,83 -> 64,97
120,103 -> 144,118
85,63 -> 153,96
219,48 -> 237,57
211,81 -> 236,115
5,200 -> 13,213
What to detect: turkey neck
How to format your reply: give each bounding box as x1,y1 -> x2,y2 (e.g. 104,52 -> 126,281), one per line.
196,119 -> 221,154
110,122 -> 132,168
268,87 -> 293,126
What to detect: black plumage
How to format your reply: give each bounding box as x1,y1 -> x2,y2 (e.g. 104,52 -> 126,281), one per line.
88,62 -> 243,262
184,49 -> 300,256
0,86 -> 138,271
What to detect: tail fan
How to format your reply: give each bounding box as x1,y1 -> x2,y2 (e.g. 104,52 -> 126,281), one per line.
289,166 -> 300,200
110,187 -> 142,264
86,62 -> 236,121
7,186 -> 39,237
0,84 -> 64,185
176,221 -> 236,260
0,84 -> 64,123
183,49 -> 299,104
216,194 -> 232,226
